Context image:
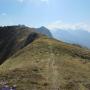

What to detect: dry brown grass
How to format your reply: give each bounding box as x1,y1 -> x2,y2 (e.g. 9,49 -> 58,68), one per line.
0,37 -> 90,90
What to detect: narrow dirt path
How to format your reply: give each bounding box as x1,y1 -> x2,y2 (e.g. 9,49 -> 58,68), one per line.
47,53 -> 59,90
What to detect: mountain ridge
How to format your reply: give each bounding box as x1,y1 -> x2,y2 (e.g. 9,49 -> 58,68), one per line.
0,25 -> 42,64
0,25 -> 90,90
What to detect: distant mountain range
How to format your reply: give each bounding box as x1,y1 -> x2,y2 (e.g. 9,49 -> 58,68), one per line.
36,26 -> 90,48
48,28 -> 90,48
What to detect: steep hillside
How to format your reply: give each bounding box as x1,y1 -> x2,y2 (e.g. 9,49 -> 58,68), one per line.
37,26 -> 53,38
0,36 -> 90,90
0,25 -> 41,64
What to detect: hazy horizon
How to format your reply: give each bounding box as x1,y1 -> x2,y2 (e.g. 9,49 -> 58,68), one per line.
0,0 -> 90,30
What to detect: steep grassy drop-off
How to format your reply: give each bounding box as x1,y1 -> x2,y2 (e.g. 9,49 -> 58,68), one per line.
0,37 -> 90,90
0,25 -> 41,64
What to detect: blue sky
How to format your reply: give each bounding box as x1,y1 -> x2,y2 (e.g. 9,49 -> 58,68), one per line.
0,0 -> 90,30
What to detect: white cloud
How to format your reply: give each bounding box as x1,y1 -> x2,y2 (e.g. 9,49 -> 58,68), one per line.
46,21 -> 90,32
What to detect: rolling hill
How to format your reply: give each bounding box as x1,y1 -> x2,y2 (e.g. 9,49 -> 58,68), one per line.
0,26 -> 90,90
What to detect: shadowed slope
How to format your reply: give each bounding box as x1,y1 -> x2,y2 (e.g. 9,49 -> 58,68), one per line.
0,25 -> 41,64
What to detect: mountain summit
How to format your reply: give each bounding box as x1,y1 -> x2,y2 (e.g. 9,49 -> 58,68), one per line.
37,26 -> 53,38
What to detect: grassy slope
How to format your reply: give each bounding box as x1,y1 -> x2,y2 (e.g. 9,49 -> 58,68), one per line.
0,36 -> 90,90
0,25 -> 41,64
